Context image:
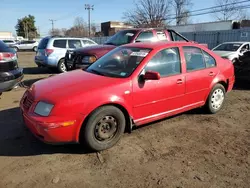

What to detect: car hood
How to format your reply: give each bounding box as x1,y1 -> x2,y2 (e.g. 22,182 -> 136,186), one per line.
213,51 -> 236,57
29,70 -> 122,103
75,44 -> 116,57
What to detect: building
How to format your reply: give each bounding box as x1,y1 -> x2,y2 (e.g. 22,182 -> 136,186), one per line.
0,31 -> 14,40
168,20 -> 241,33
101,21 -> 134,36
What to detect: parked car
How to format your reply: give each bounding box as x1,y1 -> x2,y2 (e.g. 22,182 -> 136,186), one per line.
10,40 -> 39,52
212,41 -> 250,63
20,41 -> 234,151
0,40 -> 23,95
1,39 -> 16,47
65,28 -> 207,71
35,36 -> 97,73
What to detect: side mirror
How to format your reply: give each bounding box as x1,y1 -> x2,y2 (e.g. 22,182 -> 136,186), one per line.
143,71 -> 160,80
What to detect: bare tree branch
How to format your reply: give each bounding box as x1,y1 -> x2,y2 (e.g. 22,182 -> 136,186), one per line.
172,0 -> 193,25
213,0 -> 244,21
123,0 -> 172,28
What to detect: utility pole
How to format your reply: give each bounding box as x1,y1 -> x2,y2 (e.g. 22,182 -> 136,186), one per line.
49,19 -> 56,34
85,4 -> 94,37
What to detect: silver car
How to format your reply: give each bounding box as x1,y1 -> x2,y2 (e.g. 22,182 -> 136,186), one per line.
35,36 -> 97,73
11,40 -> 39,52
1,39 -> 16,47
212,42 -> 250,63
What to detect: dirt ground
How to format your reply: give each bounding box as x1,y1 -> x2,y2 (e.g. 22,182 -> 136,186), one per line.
0,52 -> 249,188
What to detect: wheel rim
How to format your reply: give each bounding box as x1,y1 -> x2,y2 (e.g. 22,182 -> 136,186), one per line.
211,88 -> 224,110
60,62 -> 66,72
34,47 -> 37,51
94,116 -> 118,142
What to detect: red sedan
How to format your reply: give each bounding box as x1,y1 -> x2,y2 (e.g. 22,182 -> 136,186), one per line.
20,41 -> 235,151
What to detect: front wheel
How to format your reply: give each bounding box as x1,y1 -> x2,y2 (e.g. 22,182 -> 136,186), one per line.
205,84 -> 226,114
80,106 -> 126,151
33,46 -> 37,52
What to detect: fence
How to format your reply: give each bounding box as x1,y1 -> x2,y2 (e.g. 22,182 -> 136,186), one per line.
90,28 -> 250,49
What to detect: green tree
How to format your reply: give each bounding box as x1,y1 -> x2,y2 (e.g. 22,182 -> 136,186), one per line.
15,15 -> 39,39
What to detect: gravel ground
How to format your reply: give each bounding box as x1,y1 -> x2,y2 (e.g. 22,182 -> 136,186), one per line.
0,52 -> 249,188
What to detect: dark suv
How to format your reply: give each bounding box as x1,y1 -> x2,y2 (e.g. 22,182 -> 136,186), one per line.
0,41 -> 23,95
65,28 -> 201,70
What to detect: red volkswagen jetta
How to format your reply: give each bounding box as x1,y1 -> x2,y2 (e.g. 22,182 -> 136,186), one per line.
20,41 -> 235,151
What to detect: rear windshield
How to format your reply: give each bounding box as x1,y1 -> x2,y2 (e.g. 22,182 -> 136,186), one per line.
0,41 -> 13,52
53,40 -> 67,48
38,38 -> 49,49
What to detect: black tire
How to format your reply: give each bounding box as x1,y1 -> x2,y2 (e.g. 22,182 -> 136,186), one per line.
205,83 -> 226,114
57,59 -> 67,73
33,46 -> 37,52
80,106 -> 126,151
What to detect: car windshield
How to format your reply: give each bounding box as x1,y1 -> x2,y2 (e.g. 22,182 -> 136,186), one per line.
104,30 -> 138,46
86,47 -> 151,78
213,43 -> 243,51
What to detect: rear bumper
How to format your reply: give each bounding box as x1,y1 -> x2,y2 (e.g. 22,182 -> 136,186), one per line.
35,56 -> 58,67
0,68 -> 23,92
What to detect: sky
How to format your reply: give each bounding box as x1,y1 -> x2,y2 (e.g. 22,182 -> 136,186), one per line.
0,0 -> 218,37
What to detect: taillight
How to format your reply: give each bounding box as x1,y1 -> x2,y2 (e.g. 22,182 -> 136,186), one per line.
0,52 -> 15,62
45,49 -> 54,56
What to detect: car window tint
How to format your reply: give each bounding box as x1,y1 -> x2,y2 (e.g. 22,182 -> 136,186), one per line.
136,31 -> 154,42
82,40 -> 95,45
156,31 -> 167,40
170,31 -> 187,41
241,44 -> 250,51
53,40 -> 67,48
145,47 -> 181,77
69,40 -> 82,48
38,38 -> 49,49
183,46 -> 206,71
203,50 -> 216,68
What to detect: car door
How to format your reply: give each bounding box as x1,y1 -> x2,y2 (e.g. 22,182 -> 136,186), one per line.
132,47 -> 185,122
182,46 -> 218,106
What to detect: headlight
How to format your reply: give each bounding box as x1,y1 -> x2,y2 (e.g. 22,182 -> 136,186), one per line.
82,56 -> 97,64
34,101 -> 54,116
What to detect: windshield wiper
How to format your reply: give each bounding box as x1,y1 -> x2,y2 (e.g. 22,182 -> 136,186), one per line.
89,69 -> 105,76
105,42 -> 116,45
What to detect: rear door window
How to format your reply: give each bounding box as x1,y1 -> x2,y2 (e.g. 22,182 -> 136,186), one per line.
136,31 -> 154,42
68,40 -> 82,48
38,38 -> 49,49
53,40 -> 67,48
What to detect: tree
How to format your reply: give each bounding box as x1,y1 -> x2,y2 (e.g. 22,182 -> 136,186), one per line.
64,17 -> 88,37
172,0 -> 192,25
15,15 -> 39,39
123,0 -> 172,28
49,28 -> 63,36
213,0 -> 244,21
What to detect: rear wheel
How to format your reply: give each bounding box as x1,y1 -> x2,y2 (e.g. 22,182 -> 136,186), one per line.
57,59 -> 67,73
80,106 -> 126,151
205,84 -> 226,114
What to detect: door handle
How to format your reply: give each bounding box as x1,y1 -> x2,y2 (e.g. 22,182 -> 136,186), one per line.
209,72 -> 215,76
176,79 -> 183,84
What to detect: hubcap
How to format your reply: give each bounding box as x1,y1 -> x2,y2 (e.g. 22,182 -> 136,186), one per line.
60,62 -> 66,72
94,116 -> 118,141
211,89 -> 224,110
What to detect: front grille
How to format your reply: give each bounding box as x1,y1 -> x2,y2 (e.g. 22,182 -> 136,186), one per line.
23,93 -> 34,110
0,61 -> 17,72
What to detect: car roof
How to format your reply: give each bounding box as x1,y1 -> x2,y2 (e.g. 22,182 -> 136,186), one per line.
120,41 -> 198,50
221,41 -> 248,44
45,36 -> 94,40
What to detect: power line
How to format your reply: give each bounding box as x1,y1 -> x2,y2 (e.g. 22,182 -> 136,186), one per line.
85,4 -> 94,37
167,0 -> 250,17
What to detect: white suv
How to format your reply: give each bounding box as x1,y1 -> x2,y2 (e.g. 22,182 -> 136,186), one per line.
11,40 -> 39,52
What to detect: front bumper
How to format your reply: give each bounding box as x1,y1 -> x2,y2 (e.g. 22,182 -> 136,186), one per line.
0,68 -> 23,92
20,103 -> 84,144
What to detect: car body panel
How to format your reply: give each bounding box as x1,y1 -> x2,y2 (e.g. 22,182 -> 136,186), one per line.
20,41 -> 234,144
